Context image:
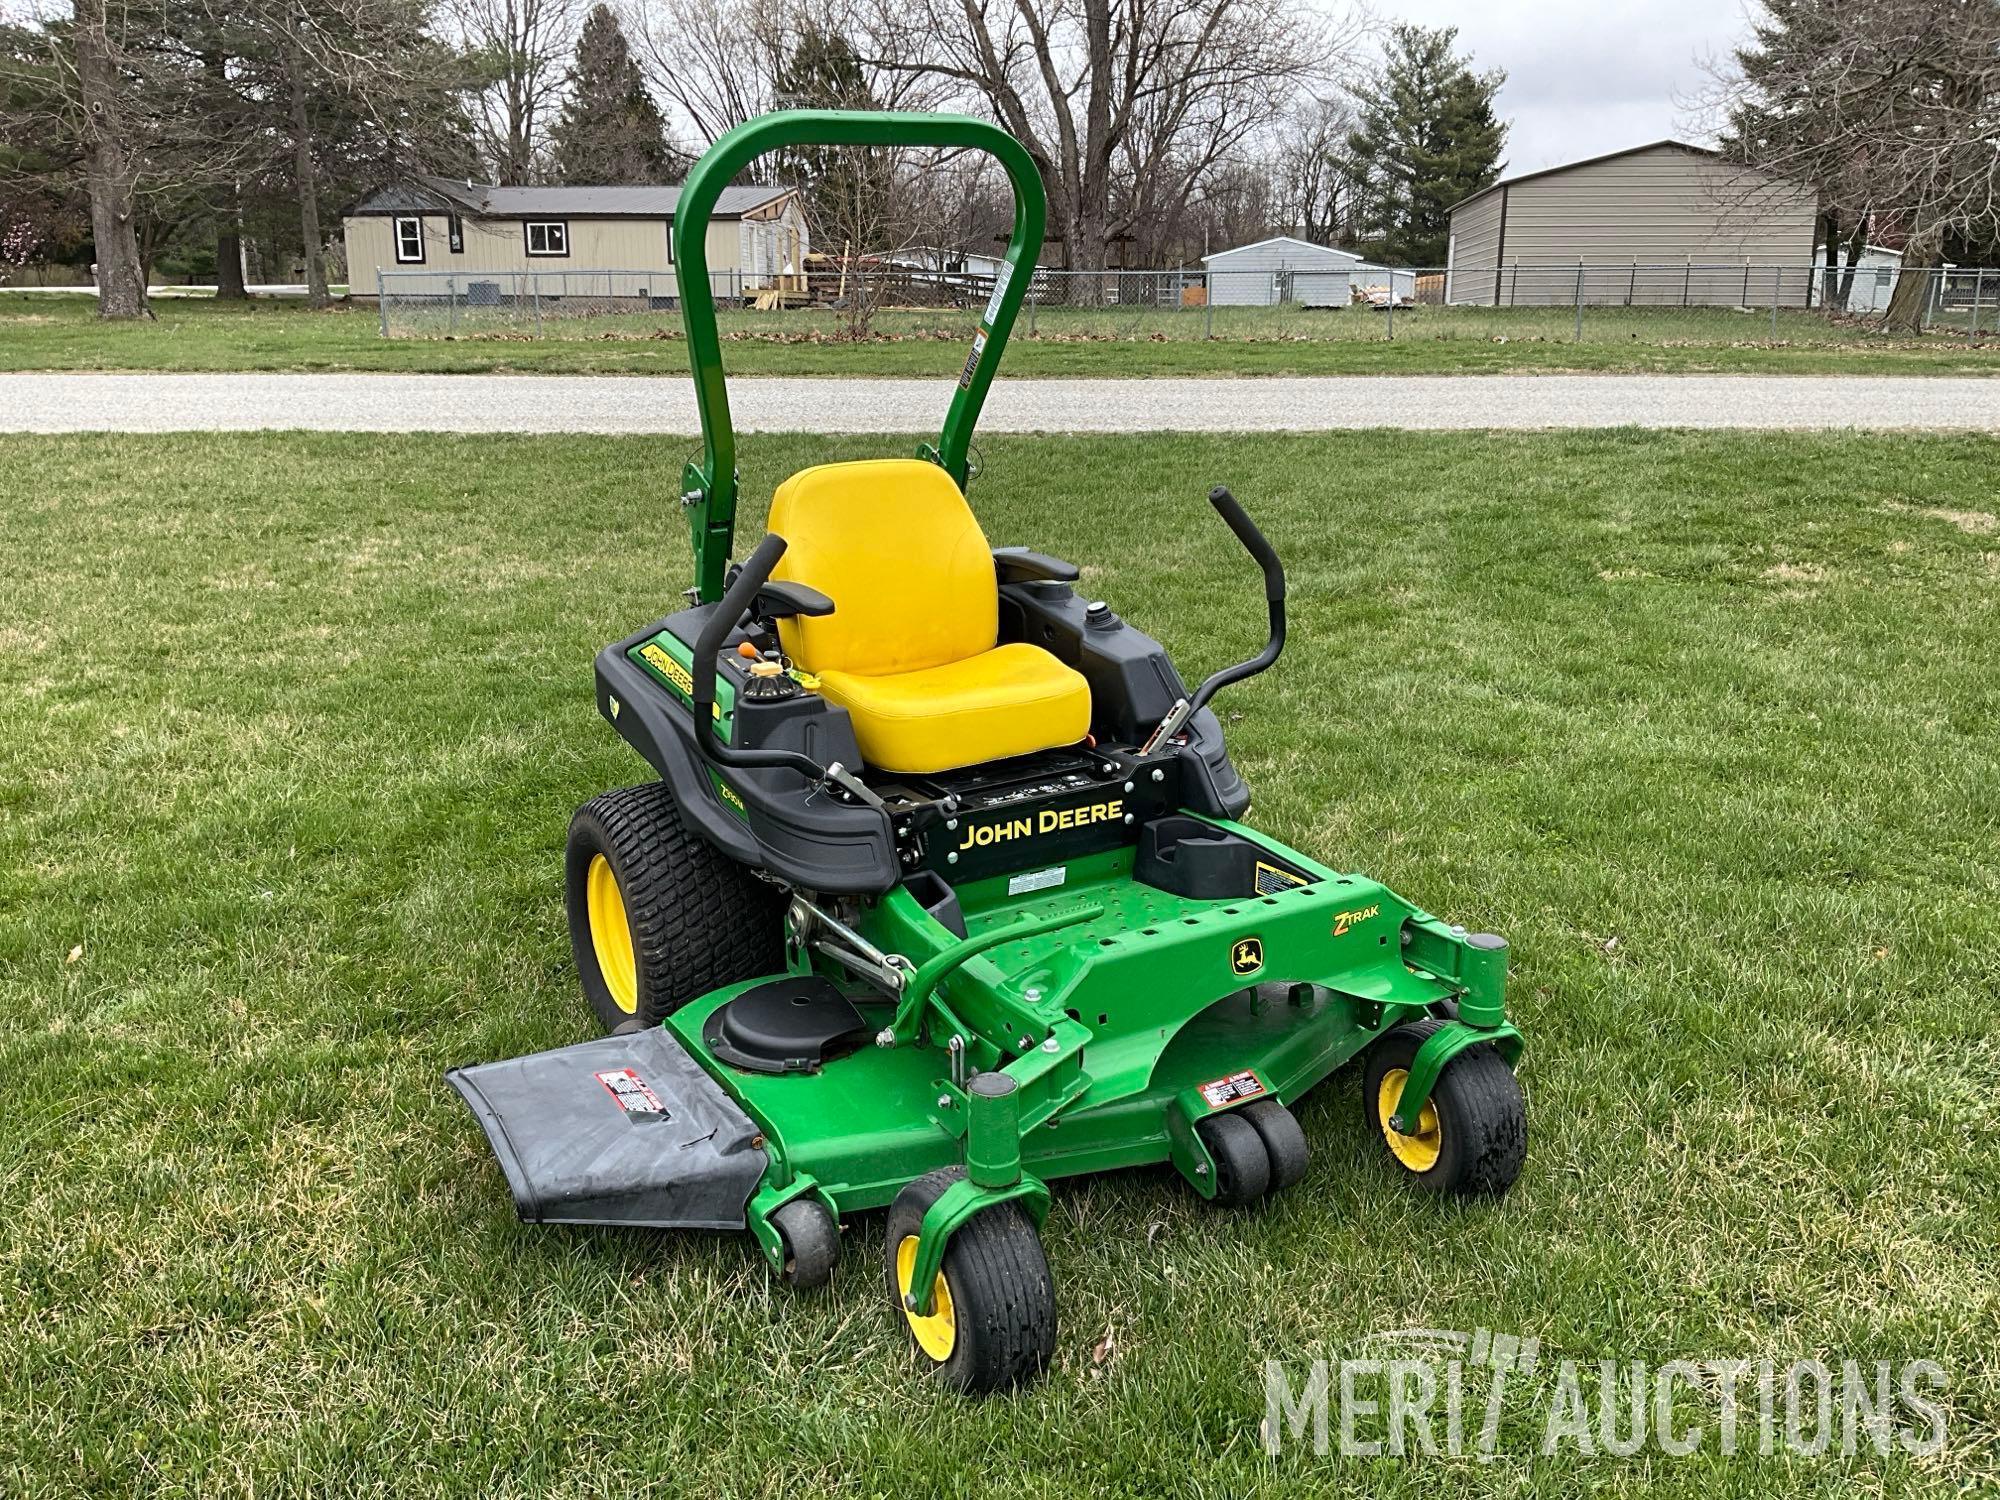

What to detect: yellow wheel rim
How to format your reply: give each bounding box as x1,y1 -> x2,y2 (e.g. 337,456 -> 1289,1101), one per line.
894,1234 -> 956,1361
1377,1067 -> 1442,1173
585,853 -> 638,1015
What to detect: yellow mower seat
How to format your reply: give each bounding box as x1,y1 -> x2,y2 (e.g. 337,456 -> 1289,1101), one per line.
768,458 -> 1091,775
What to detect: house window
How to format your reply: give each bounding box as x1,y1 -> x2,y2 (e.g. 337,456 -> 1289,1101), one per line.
525,221 -> 569,257
393,216 -> 424,264
447,213 -> 464,254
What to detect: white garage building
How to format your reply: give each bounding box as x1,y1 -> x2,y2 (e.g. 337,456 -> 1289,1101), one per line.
1201,236 -> 1414,307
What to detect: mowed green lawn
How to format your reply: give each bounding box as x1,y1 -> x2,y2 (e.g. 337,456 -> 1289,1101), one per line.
2,430 -> 1997,1496
3,291 -> 1999,377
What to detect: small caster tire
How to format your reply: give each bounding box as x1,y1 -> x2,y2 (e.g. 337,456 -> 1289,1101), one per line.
1364,1018 -> 1526,1198
771,1198 -> 838,1290
1239,1098 -> 1308,1193
884,1167 -> 1055,1394
1195,1109 -> 1270,1207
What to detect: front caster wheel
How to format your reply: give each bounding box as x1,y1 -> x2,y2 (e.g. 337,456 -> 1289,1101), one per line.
884,1168 -> 1055,1394
1364,1019 -> 1526,1198
1195,1109 -> 1270,1206
771,1197 -> 838,1290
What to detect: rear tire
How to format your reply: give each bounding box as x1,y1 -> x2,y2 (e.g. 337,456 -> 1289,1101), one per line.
1195,1109 -> 1270,1207
1364,1019 -> 1526,1198
565,781 -> 785,1033
884,1168 -> 1056,1394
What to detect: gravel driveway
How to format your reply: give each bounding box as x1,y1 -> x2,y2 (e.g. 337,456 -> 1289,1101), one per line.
3,371 -> 1996,434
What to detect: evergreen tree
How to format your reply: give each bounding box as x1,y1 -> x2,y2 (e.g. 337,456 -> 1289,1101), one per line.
549,6 -> 680,185
1345,25 -> 1506,265
772,24 -> 881,234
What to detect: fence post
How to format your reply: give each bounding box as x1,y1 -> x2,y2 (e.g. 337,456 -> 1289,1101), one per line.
1204,282 -> 1214,339
1385,278 -> 1394,340
1573,260 -> 1584,341
1626,259 -> 1637,306
376,270 -> 388,337
1028,281 -> 1038,337
1740,261 -> 1750,306
1770,266 -> 1779,340
1973,270 -> 1985,339
1683,258 -> 1692,307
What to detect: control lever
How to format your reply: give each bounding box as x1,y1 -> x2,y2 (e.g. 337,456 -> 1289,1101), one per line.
1140,486 -> 1287,755
690,533 -> 883,808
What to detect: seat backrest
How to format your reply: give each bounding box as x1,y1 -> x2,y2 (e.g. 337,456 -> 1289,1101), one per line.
768,458 -> 998,677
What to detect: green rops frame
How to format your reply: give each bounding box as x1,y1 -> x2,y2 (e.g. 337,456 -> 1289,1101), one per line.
670,110 -> 1048,603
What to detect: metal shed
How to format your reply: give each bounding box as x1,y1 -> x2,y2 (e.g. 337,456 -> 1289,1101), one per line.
1201,236 -> 1370,307
1444,141 -> 1818,307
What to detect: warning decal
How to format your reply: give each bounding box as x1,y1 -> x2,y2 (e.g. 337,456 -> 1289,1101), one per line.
1254,860 -> 1308,895
1197,1069 -> 1267,1110
957,330 -> 988,389
596,1067 -> 668,1117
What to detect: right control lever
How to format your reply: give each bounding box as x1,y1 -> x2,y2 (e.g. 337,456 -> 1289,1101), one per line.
1140,485 -> 1287,755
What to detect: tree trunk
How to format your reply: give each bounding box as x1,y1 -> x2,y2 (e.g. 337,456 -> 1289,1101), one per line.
1819,211 -> 1838,307
286,32 -> 329,308
1835,218 -> 1866,311
215,189 -> 248,302
75,0 -> 148,319
1883,236 -> 1937,332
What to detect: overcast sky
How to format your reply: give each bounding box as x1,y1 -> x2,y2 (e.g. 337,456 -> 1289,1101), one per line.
1390,0 -> 1754,175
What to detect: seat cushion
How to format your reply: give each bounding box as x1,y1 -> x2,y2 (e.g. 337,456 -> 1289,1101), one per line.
816,644 -> 1091,775
768,459 -> 998,677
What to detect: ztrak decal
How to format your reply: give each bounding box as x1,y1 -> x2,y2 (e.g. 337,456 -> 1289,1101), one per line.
595,1068 -> 668,1117
1198,1068 -> 1267,1110
956,797 -> 1123,851
1333,903 -> 1382,937
1230,937 -> 1264,976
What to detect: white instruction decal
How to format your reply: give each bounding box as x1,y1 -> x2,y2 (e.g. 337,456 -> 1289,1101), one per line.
982,262 -> 1014,325
1008,865 -> 1068,896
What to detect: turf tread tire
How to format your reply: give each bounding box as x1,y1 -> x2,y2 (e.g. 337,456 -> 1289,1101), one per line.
566,781 -> 785,1033
884,1167 -> 1056,1394
1364,1018 -> 1527,1198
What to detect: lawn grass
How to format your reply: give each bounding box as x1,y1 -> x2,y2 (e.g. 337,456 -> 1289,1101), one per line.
3,290 -> 1998,377
3,428 -> 1997,1495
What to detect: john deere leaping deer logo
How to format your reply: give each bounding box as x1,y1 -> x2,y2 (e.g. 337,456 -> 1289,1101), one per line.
1230,937 -> 1264,976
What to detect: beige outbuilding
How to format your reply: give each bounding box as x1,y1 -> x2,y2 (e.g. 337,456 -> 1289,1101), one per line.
1444,141 -> 1819,307
342,177 -> 807,298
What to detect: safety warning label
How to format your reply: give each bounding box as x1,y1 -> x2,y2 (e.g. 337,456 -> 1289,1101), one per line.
1197,1069 -> 1267,1109
595,1068 -> 668,1116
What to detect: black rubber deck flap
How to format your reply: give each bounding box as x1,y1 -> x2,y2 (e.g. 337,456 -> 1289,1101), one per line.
446,1028 -> 767,1231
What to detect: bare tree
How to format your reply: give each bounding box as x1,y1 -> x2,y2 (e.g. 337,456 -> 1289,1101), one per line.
452,0 -> 578,180
849,0 -> 1354,283
1,0 -> 264,317
623,0 -> 781,144
1716,0 -> 2000,330
1270,91 -> 1354,245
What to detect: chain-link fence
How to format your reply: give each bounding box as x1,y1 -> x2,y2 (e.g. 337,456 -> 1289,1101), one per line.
377,262 -> 2000,344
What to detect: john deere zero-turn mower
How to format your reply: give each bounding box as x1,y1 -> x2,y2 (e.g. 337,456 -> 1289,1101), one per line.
448,110 -> 1527,1393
